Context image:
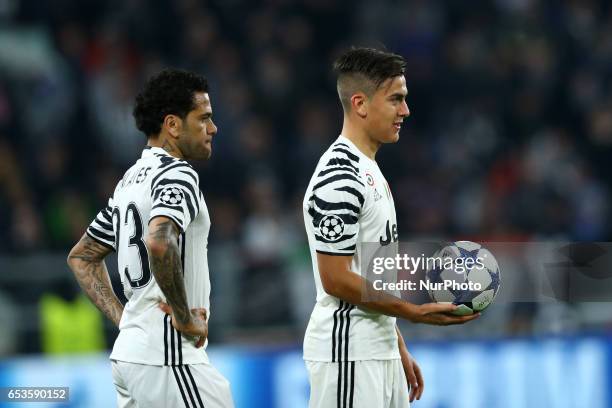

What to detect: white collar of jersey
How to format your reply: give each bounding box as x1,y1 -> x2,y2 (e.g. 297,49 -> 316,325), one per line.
142,146 -> 172,158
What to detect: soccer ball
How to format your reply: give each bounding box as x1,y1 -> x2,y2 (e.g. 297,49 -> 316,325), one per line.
425,241 -> 501,315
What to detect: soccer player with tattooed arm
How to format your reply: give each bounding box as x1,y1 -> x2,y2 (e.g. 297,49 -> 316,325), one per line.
303,48 -> 480,408
67,69 -> 234,408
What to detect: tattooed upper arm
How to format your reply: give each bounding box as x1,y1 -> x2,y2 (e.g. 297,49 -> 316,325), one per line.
68,234 -> 113,264
146,217 -> 180,253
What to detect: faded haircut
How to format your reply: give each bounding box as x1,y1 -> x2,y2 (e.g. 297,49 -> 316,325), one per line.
333,47 -> 406,112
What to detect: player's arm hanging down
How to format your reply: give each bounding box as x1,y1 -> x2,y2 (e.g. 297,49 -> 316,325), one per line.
67,235 -> 124,327
146,216 -> 208,347
396,325 -> 423,402
317,253 -> 480,325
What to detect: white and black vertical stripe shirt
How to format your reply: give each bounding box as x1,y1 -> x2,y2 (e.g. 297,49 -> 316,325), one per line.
87,146 -> 212,366
303,135 -> 400,362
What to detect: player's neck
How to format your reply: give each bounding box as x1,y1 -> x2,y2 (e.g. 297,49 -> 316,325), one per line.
340,119 -> 380,160
147,136 -> 184,159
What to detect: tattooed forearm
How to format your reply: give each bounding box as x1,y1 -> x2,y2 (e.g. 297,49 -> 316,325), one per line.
67,235 -> 123,327
147,219 -> 191,326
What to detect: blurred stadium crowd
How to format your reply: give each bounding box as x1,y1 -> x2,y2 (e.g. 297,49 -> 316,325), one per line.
1,0 -> 612,354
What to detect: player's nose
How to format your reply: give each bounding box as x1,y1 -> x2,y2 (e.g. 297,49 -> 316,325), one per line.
208,120 -> 218,135
400,101 -> 410,118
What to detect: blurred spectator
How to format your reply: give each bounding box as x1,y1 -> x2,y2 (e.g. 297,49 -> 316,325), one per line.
39,278 -> 105,354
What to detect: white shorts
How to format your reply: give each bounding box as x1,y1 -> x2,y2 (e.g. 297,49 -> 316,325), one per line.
111,360 -> 234,408
306,359 -> 410,408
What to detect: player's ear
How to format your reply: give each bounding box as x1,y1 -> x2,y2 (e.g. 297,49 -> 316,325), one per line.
163,114 -> 182,139
351,93 -> 368,118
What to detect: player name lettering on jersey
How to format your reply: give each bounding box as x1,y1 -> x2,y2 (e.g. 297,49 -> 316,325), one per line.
87,146 -> 212,366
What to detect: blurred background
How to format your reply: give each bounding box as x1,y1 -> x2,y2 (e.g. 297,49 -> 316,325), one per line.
0,0 -> 612,406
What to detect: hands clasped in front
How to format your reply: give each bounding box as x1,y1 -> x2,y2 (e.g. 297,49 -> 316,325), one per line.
159,301 -> 208,348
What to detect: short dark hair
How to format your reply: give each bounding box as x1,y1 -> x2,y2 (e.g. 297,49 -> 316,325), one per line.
332,47 -> 406,111
133,69 -> 209,137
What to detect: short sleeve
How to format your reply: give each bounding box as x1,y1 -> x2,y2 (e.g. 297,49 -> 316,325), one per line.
307,167 -> 365,256
87,198 -> 116,250
149,162 -> 200,232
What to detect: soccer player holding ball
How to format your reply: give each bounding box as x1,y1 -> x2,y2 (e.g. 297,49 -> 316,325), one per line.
67,69 -> 233,408
302,48 -> 480,408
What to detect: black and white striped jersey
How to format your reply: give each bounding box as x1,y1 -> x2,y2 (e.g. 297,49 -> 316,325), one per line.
87,146 -> 212,366
303,135 -> 400,362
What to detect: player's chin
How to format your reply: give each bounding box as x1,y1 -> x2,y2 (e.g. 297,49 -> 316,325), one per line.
200,143 -> 212,159
191,149 -> 211,160
383,131 -> 400,144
